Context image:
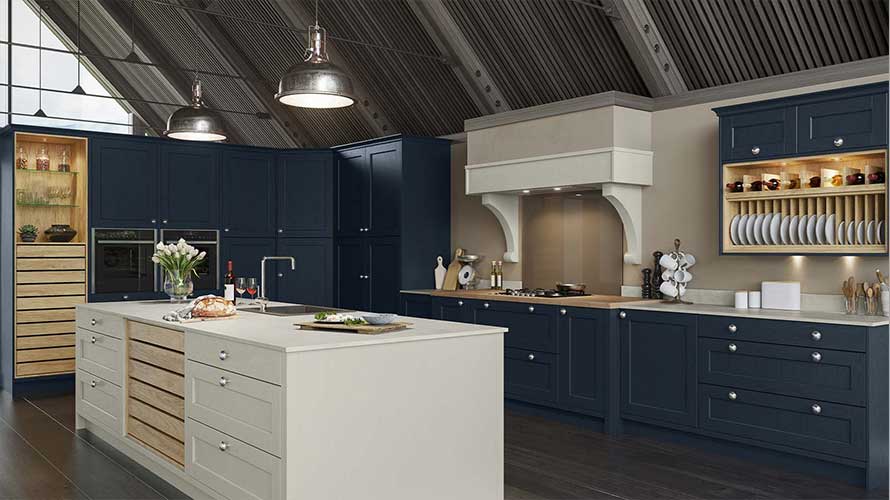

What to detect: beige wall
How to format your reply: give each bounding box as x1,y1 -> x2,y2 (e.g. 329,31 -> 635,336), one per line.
452,75 -> 890,294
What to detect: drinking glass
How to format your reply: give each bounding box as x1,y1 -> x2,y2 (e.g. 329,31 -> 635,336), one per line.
246,277 -> 258,303
235,277 -> 247,305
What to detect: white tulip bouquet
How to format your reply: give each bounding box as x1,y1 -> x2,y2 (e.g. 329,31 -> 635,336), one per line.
153,238 -> 206,301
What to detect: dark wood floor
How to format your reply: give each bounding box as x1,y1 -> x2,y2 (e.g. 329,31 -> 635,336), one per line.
0,391 -> 880,500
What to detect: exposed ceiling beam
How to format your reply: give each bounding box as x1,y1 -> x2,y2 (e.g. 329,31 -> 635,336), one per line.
600,0 -> 688,97
407,0 -> 510,114
271,0 -> 393,137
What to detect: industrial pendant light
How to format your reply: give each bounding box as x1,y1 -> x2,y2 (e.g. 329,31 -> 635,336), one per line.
164,78 -> 227,141
276,0 -> 354,109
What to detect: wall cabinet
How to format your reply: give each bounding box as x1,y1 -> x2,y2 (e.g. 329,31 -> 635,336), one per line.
91,137 -> 158,228
221,149 -> 275,237
619,310 -> 697,427
159,144 -> 219,229
797,92 -> 887,154
720,108 -> 796,162
335,143 -> 401,237
558,307 -> 607,416
277,151 -> 334,238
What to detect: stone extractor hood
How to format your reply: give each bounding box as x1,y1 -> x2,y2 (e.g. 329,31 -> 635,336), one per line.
464,103 -> 653,265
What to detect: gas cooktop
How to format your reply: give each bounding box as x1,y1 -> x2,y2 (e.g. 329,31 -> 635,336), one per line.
497,288 -> 591,298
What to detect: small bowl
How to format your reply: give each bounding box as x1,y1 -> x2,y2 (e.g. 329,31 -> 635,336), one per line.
361,313 -> 397,325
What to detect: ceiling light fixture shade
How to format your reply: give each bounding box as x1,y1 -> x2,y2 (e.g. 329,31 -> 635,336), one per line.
165,79 -> 227,141
276,25 -> 354,109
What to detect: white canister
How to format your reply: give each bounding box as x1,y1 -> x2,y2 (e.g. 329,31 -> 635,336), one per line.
748,291 -> 762,309
882,290 -> 890,317
734,291 -> 748,309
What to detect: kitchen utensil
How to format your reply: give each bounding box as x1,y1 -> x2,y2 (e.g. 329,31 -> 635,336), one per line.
659,281 -> 678,298
789,216 -> 800,245
659,253 -> 679,271
442,248 -> 463,291
814,214 -> 826,245
780,216 -> 791,245
730,215 -> 741,245
457,264 -> 476,286
734,291 -> 748,309
673,269 -> 693,283
457,254 -> 481,264
361,313 -> 397,325
883,290 -> 890,317
825,214 -> 836,245
761,281 -> 801,311
738,215 -> 750,245
866,286 -> 876,315
556,283 -> 586,293
298,321 -> 411,334
434,256 -> 446,290
797,215 -> 809,244
680,253 -> 696,267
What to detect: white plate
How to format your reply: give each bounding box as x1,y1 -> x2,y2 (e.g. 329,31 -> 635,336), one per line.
867,221 -> 875,244
825,214 -> 836,245
769,214 -> 781,246
762,213 -> 774,245
815,214 -> 826,245
837,221 -> 845,245
806,215 -> 818,245
738,215 -> 750,245
789,216 -> 800,245
847,221 -> 855,245
857,220 -> 865,245
879,220 -> 885,244
779,216 -> 791,245
729,215 -> 741,245
797,215 -> 809,244
752,214 -> 765,245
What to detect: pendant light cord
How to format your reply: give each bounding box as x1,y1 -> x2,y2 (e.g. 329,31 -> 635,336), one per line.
37,4 -> 42,110
314,0 -> 319,28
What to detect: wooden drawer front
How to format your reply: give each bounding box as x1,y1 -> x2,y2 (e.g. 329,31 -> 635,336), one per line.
17,283 -> 85,297
16,257 -> 85,271
17,321 -> 75,336
129,340 -> 184,375
130,379 -> 184,420
17,333 -> 74,349
128,416 -> 184,468
17,346 -> 74,362
76,329 -> 122,385
700,384 -> 866,460
17,244 -> 85,258
76,310 -> 124,339
187,418 -> 281,500
17,270 -> 86,284
504,347 -> 558,405
129,398 -> 184,442
698,316 -> 866,352
16,359 -> 75,377
473,302 -> 558,353
699,339 -> 866,406
76,369 -> 121,433
18,309 -> 75,323
17,295 -> 85,310
127,320 -> 184,352
129,360 -> 184,397
187,361 -> 282,457
187,333 -> 282,385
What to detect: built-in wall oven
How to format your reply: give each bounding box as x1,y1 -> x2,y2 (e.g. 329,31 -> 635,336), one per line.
91,228 -> 158,295
160,229 -> 219,292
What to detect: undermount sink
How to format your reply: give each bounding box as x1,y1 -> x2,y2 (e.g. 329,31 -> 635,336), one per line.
242,305 -> 350,317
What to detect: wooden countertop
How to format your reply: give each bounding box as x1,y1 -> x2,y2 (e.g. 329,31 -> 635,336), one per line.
406,289 -> 648,310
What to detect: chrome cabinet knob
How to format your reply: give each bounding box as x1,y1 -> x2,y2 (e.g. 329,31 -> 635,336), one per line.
277,273 -> 283,278
218,441 -> 229,451
811,352 -> 822,362
528,306 -> 535,312
728,343 -> 738,353
527,353 -> 535,361
833,137 -> 844,147
277,229 -> 283,233
811,403 -> 822,415
218,350 -> 228,361
162,219 -> 168,224
224,228 -> 230,232
751,146 -> 760,156
619,311 -> 627,319
90,318 -> 97,326
728,391 -> 737,401
811,330 -> 822,341
90,336 -> 97,344
727,324 -> 737,333
150,219 -> 156,224
219,377 -> 228,387
458,300 -> 464,306
90,380 -> 97,388
483,303 -> 489,308
122,295 -> 129,300
560,308 -> 566,315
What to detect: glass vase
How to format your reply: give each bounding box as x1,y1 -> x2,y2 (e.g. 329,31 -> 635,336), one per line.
163,269 -> 194,303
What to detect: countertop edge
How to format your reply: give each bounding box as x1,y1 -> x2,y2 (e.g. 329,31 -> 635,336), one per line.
619,303 -> 890,327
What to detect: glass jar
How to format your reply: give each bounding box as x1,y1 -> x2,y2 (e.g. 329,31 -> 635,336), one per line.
163,269 -> 194,303
35,144 -> 50,171
16,146 -> 28,170
57,149 -> 70,172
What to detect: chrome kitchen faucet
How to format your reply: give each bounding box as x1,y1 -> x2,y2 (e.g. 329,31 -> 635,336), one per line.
259,256 -> 296,311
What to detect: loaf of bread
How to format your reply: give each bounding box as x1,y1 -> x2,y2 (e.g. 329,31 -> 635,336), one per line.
191,296 -> 236,318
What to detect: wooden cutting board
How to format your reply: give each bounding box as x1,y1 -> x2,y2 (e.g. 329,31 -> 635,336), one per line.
442,248 -> 464,291
179,313 -> 238,323
297,322 -> 411,335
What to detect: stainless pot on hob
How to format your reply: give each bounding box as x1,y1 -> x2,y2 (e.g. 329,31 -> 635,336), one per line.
555,282 -> 586,293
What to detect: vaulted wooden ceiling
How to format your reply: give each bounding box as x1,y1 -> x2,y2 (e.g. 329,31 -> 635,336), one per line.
37,0 -> 889,148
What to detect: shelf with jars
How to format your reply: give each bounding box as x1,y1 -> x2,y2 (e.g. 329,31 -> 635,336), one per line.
722,149 -> 887,254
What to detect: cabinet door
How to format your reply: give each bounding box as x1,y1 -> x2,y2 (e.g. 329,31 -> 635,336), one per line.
798,93 -> 887,153
367,237 -> 399,313
430,297 -> 471,323
159,144 -> 219,229
399,293 -> 432,319
472,301 -> 558,353
336,149 -> 366,236
335,238 -> 367,310
221,150 -> 275,237
221,237 -> 277,300
620,310 -> 697,427
276,238 -> 333,307
277,152 -> 333,237
91,137 -> 158,227
504,347 -> 558,405
366,142 -> 401,236
558,308 -> 607,416
720,108 -> 796,162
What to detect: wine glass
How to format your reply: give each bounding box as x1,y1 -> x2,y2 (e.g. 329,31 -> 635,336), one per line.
246,277 -> 258,303
235,277 -> 247,305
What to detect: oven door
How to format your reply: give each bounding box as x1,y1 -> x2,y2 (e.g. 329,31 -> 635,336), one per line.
92,241 -> 156,294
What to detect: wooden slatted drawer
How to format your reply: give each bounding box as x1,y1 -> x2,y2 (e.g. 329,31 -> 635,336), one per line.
76,309 -> 124,339
17,321 -> 76,336
17,346 -> 74,362
16,359 -> 75,377
187,418 -> 281,500
16,258 -> 86,271
129,379 -> 184,420
17,333 -> 74,349
17,295 -> 85,310
127,321 -> 184,352
129,398 -> 184,442
18,309 -> 76,323
16,270 -> 85,284
16,283 -> 85,297
76,369 -> 121,433
129,340 -> 184,374
187,333 -> 282,385
76,329 -> 122,386
187,360 -> 282,457
128,416 -> 184,468
129,359 -> 184,397
17,244 -> 85,258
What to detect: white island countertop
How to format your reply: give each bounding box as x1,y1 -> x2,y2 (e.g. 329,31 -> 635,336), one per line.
78,300 -> 506,353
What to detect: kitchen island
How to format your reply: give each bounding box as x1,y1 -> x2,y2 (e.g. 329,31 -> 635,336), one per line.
74,301 -> 506,500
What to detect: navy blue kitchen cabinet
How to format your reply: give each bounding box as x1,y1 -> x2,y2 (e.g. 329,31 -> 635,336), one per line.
335,237 -> 400,313
505,347 -> 559,405
366,142 -> 402,237
719,107 -> 796,162
430,296 -> 473,323
558,307 -> 608,416
221,149 -> 275,237
335,148 -> 365,236
335,238 -> 366,310
619,309 -> 698,427
90,137 -> 158,227
221,237 -> 277,300
399,293 -> 432,318
472,301 -> 559,353
159,143 -> 219,229
276,238 -> 333,307
797,92 -> 887,154
277,151 -> 334,238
